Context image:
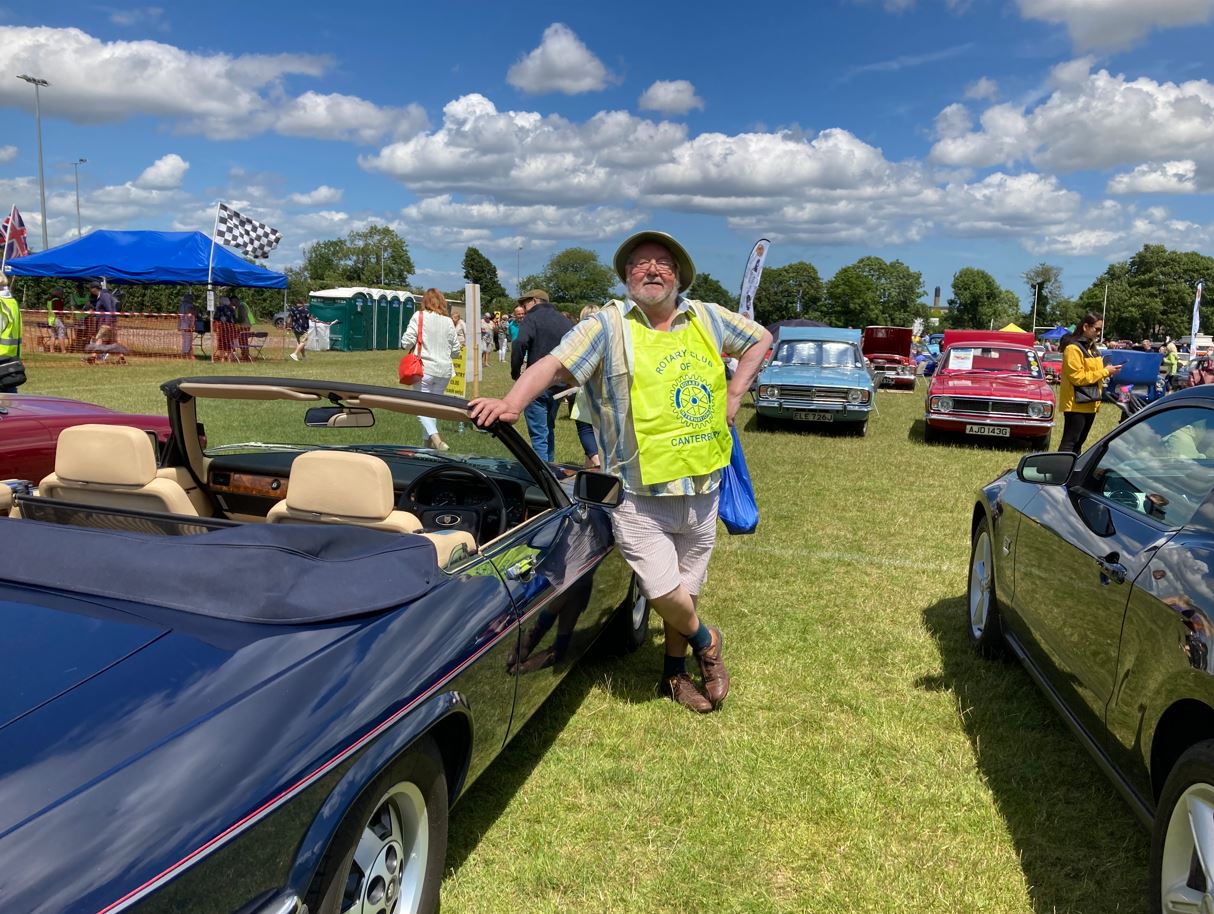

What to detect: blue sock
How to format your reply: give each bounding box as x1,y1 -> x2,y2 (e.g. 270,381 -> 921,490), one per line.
663,654 -> 686,678
688,622 -> 712,653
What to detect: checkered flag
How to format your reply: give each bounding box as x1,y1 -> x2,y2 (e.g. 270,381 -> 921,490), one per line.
215,203 -> 282,259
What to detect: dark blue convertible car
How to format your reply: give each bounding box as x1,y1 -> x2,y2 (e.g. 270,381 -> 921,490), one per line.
0,377 -> 647,914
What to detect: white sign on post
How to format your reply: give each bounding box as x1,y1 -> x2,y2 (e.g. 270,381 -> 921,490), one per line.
465,282 -> 481,399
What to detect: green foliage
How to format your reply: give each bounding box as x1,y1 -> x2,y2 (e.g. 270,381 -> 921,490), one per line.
823,256 -> 926,327
688,271 -> 737,309
532,248 -> 617,304
1075,245 -> 1214,340
753,262 -> 823,324
300,224 -> 414,290
948,267 -> 1021,330
462,247 -> 509,303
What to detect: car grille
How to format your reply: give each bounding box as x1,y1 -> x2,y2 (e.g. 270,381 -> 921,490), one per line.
776,385 -> 852,407
951,397 -> 1033,416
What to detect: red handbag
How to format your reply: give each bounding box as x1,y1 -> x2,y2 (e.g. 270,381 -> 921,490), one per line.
398,312 -> 424,385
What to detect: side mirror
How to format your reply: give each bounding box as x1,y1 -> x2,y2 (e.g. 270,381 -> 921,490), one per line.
572,470 -> 623,508
305,406 -> 375,428
1016,451 -> 1076,485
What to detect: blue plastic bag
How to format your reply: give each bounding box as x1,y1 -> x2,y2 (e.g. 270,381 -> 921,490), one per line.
718,425 -> 758,535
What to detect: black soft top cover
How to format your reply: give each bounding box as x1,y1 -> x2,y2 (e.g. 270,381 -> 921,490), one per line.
0,521 -> 442,624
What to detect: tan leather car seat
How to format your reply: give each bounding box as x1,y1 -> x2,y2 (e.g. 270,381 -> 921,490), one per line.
267,451 -> 476,566
38,424 -> 199,516
267,451 -> 424,533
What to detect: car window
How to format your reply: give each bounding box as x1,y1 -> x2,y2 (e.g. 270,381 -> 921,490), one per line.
773,340 -> 861,368
943,347 -> 1043,378
1082,406 -> 1214,528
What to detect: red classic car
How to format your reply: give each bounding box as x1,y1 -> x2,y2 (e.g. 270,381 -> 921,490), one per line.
923,329 -> 1055,448
0,393 -> 172,482
862,325 -> 916,390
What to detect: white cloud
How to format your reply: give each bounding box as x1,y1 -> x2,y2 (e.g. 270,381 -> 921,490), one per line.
964,77 -> 998,100
0,145 -> 16,164
108,6 -> 169,31
930,60 -> 1214,173
134,153 -> 188,190
1017,0 -> 1214,50
287,185 -> 344,206
1108,160 -> 1200,194
506,23 -> 612,95
638,80 -> 705,116
400,195 -> 643,245
274,92 -> 428,144
0,26 -> 417,145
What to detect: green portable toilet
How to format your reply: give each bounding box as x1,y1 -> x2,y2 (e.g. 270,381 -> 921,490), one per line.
385,295 -> 403,348
402,294 -> 417,335
373,293 -> 390,349
307,287 -> 376,351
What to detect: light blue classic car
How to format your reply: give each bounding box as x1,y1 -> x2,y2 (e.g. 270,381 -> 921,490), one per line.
754,327 -> 875,435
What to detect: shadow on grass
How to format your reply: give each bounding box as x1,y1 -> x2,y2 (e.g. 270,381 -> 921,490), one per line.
918,596 -> 1149,913
744,411 -> 867,437
444,635 -> 665,873
908,418 -> 1040,454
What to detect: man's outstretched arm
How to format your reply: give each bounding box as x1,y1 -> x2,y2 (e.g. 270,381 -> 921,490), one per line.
468,354 -> 570,426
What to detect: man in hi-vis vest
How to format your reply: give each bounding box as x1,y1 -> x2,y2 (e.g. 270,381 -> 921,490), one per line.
471,231 -> 772,712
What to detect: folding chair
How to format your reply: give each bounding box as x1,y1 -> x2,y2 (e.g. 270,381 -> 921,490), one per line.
247,331 -> 269,360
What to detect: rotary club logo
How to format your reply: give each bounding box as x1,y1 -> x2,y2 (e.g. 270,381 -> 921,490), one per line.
671,376 -> 713,425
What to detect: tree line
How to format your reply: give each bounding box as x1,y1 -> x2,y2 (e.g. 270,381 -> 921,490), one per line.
7,221 -> 1208,340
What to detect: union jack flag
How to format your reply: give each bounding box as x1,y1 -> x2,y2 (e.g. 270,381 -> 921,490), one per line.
2,207 -> 29,262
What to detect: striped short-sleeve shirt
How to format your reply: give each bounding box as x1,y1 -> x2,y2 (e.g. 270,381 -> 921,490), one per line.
551,296 -> 765,497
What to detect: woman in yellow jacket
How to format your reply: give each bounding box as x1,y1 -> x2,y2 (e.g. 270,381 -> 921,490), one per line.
1059,312 -> 1122,453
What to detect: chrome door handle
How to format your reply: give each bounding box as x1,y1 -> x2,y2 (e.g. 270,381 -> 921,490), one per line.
506,557 -> 536,582
1097,554 -> 1127,585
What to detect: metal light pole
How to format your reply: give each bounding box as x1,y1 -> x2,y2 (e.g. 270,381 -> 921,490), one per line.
380,246 -> 386,285
72,158 -> 86,237
1031,282 -> 1040,337
17,74 -> 50,249
516,243 -> 522,297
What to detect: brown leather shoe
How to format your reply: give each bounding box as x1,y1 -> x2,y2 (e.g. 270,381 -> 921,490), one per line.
694,626 -> 730,708
659,673 -> 713,713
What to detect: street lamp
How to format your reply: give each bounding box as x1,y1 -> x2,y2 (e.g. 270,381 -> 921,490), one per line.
17,74 -> 50,250
380,246 -> 387,286
72,158 -> 86,237
516,243 -> 522,297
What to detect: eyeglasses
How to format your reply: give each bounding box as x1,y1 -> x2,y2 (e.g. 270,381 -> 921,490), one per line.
628,258 -> 676,275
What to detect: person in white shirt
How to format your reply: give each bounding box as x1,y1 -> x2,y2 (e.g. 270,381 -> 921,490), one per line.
400,288 -> 463,451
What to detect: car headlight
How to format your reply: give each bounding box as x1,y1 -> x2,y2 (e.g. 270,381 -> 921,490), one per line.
848,388 -> 863,404
932,396 -> 953,413
1027,401 -> 1045,419
759,385 -> 779,399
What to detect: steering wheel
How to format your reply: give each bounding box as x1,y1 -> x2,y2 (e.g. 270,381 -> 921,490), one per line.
400,464 -> 508,540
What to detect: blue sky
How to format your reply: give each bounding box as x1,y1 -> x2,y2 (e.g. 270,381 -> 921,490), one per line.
2,1 -> 1213,305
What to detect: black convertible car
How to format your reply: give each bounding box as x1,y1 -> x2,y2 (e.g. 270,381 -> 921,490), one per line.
0,377 -> 648,914
968,385 -> 1214,914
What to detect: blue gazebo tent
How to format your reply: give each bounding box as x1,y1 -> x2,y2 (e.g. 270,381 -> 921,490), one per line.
1040,325 -> 1069,341
3,230 -> 287,288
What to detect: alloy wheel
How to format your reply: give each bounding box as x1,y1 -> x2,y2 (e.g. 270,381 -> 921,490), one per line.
969,529 -> 993,640
342,782 -> 429,914
1160,782 -> 1214,914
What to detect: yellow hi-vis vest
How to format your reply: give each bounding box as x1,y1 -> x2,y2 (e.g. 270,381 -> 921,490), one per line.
0,294 -> 21,358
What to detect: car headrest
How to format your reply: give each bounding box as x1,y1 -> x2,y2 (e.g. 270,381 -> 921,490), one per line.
55,424 -> 158,486
285,451 -> 396,520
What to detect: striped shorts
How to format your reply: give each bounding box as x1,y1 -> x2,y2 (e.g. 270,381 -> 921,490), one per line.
610,490 -> 720,599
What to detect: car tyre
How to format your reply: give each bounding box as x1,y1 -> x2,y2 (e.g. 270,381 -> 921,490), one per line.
308,738 -> 448,914
853,421 -> 868,437
1029,434 -> 1050,451
1151,740 -> 1214,914
967,516 -> 1005,658
273,317 -> 286,330
755,412 -> 773,430
923,424 -> 940,444
602,575 -> 650,654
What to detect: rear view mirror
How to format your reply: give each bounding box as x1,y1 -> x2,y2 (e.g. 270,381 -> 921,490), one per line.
572,470 -> 623,508
1016,452 -> 1076,485
305,406 -> 375,428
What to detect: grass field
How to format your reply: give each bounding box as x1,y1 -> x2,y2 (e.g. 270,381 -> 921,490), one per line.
18,352 -> 1146,914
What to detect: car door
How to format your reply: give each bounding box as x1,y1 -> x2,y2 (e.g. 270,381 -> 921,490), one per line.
1012,405 -> 1214,743
485,502 -> 619,739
